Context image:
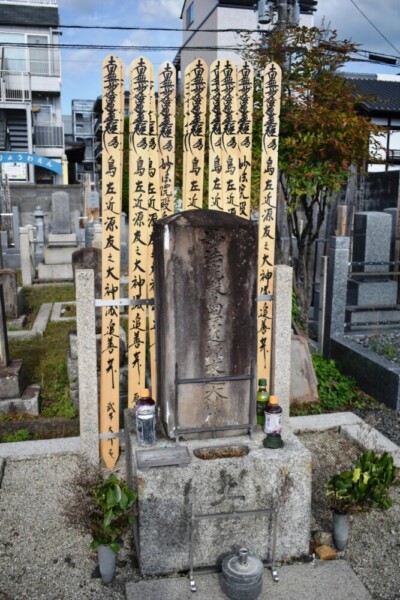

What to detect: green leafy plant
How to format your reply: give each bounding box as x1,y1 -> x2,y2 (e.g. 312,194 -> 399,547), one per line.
62,461 -> 137,554
326,449 -> 399,514
312,353 -> 355,410
1,428 -> 31,443
89,473 -> 137,552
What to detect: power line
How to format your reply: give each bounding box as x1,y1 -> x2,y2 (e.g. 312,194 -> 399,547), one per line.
3,41 -> 399,60
348,0 -> 400,55
59,24 -> 263,33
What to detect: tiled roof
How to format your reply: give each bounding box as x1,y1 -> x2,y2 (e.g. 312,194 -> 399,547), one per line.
343,74 -> 400,114
0,6 -> 59,27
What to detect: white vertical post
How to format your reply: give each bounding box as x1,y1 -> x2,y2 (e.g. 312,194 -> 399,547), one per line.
76,269 -> 99,464
19,227 -> 32,286
271,264 -> 293,424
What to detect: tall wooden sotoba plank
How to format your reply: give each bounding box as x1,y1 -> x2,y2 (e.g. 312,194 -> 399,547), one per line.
219,60 -> 240,215
128,57 -> 152,407
158,62 -> 176,218
257,62 -> 282,386
237,61 -> 254,220
182,66 -> 191,210
100,55 -> 124,469
147,64 -> 160,401
208,60 -> 223,211
184,58 -> 208,210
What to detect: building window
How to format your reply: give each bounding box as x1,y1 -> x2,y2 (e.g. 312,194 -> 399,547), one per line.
27,35 -> 50,75
186,1 -> 194,27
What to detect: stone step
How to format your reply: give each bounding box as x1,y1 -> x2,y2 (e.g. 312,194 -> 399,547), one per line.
125,562 -> 372,600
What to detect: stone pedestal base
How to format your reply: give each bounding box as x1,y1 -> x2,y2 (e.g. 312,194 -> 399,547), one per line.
0,384 -> 40,415
125,410 -> 311,577
0,359 -> 26,398
38,263 -> 73,280
347,279 -> 397,306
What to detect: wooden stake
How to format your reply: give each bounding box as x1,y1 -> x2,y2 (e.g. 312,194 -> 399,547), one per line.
208,60 -> 223,211
128,57 -> 152,407
100,55 -> 124,469
147,64 -> 160,401
220,60 -> 240,215
158,62 -> 176,218
183,58 -> 208,210
257,62 -> 282,386
237,61 -> 254,220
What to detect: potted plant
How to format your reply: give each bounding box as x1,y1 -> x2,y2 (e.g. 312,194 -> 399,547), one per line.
62,461 -> 137,584
325,449 -> 399,551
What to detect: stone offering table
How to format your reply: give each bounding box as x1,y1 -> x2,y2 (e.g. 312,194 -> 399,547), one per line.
125,413 -> 311,576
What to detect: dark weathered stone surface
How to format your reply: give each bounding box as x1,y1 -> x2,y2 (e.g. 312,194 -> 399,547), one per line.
0,270 -> 18,319
154,210 -> 257,439
72,247 -> 102,298
51,191 -> 71,234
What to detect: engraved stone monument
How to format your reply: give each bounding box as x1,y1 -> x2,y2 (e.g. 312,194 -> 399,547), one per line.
125,211 -> 311,577
154,209 -> 257,439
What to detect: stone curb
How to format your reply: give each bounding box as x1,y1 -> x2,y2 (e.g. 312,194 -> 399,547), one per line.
0,436 -> 80,458
8,302 -> 53,340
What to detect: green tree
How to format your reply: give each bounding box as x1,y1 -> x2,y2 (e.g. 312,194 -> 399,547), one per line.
241,25 -> 381,329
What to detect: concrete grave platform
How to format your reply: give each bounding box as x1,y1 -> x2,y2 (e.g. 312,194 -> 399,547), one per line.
43,246 -> 77,265
0,383 -> 40,415
125,410 -> 311,576
125,561 -> 372,600
38,263 -> 73,280
347,279 -> 397,306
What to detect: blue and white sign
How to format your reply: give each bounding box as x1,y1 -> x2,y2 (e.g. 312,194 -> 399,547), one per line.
0,152 -> 62,175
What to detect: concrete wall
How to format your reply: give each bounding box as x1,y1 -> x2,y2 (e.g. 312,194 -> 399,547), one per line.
9,184 -> 82,229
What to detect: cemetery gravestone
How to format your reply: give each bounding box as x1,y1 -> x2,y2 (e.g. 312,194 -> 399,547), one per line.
72,247 -> 102,298
0,269 -> 18,319
51,191 -> 71,234
348,211 -> 397,307
154,209 -> 258,439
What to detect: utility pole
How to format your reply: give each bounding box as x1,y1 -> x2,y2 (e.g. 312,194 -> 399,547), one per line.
258,0 -> 317,28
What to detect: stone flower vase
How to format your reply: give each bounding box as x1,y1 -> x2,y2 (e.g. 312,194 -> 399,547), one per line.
332,512 -> 350,551
97,544 -> 117,584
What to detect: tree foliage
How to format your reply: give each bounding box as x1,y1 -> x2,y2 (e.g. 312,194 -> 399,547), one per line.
241,25 -> 381,328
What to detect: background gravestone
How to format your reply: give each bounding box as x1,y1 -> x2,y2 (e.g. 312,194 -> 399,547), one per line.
348,211 -> 397,306
0,269 -> 18,319
72,247 -> 102,299
154,209 -> 257,439
51,191 -> 71,234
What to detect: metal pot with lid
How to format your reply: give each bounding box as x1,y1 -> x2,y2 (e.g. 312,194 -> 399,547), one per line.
221,547 -> 263,600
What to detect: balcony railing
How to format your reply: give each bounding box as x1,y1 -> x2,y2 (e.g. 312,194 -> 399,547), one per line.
388,149 -> 400,163
34,121 -> 64,148
0,70 -> 31,102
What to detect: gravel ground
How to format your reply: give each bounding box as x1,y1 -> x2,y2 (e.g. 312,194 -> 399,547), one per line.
1,410 -> 400,600
0,452 -> 140,600
300,427 -> 400,600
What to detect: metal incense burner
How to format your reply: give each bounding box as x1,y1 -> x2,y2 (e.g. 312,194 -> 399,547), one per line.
221,547 -> 263,600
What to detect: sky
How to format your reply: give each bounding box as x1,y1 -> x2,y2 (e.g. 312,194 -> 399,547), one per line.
57,0 -> 400,114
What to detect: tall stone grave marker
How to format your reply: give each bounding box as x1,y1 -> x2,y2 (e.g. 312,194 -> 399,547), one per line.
348,211 -> 397,306
154,209 -> 257,439
51,191 -> 71,234
0,269 -> 18,318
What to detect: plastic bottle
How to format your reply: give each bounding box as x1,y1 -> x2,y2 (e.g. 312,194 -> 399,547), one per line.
256,378 -> 270,426
135,388 -> 156,446
263,395 -> 282,435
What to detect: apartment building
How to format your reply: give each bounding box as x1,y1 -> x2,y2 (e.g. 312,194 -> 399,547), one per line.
71,99 -> 97,184
0,0 -> 64,183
